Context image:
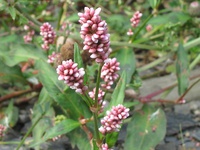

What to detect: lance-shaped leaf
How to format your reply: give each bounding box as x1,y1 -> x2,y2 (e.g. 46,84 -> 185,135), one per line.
0,60 -> 27,84
7,6 -> 16,20
0,43 -> 46,67
74,43 -> 84,68
43,119 -> 80,140
32,88 -> 54,150
116,48 -> 136,84
107,71 -> 127,110
176,43 -> 189,95
124,105 -> 166,150
35,59 -> 90,120
74,42 -> 88,84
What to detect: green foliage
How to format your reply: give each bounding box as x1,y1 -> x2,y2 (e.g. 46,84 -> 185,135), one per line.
0,1 -> 200,150
108,71 -> 126,110
35,59 -> 91,120
0,100 -> 19,127
176,43 -> 189,95
124,105 -> 166,150
116,48 -> 136,84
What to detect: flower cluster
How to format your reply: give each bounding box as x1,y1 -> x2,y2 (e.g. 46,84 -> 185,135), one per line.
99,104 -> 129,134
127,28 -> 134,36
101,58 -> 120,89
78,7 -> 111,63
130,11 -> 142,28
101,143 -> 112,150
56,59 -> 87,94
89,88 -> 106,113
23,22 -> 35,43
0,124 -> 6,138
40,22 -> 56,50
146,24 -> 153,32
47,52 -> 58,64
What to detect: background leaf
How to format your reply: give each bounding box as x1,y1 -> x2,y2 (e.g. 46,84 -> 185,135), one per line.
32,88 -> 54,150
7,6 -> 16,20
108,71 -> 127,110
0,60 -> 27,84
124,105 -> 166,150
0,43 -> 46,67
0,100 -> 19,127
176,43 -> 189,95
116,48 -> 136,84
43,119 -> 80,140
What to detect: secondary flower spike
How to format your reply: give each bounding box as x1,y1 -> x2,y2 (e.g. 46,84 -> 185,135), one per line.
99,104 -> 129,134
78,7 -> 111,63
40,22 -> 56,50
101,58 -> 120,89
130,11 -> 142,28
56,59 -> 87,94
89,88 -> 106,113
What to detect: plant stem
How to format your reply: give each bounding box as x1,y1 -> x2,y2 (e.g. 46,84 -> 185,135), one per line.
93,64 -> 103,145
0,141 -> 20,145
184,37 -> 200,50
111,41 -> 160,50
56,2 -> 64,31
189,53 -> 200,70
16,112 -> 46,150
137,54 -> 170,72
94,64 -> 103,107
131,13 -> 154,42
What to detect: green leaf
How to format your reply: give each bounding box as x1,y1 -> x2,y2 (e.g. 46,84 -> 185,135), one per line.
0,43 -> 46,67
74,42 -> 88,84
124,105 -> 166,150
35,59 -> 91,120
0,100 -> 19,127
43,119 -> 80,140
7,6 -> 16,20
0,34 -> 18,44
149,12 -> 190,25
108,71 -> 127,110
32,88 -> 54,150
148,0 -> 161,9
74,43 -> 83,68
106,132 -> 119,148
0,60 -> 27,84
176,43 -> 189,95
116,48 -> 136,84
68,128 -> 91,150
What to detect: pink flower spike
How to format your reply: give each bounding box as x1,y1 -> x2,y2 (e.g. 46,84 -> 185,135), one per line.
78,7 -> 111,63
127,28 -> 134,36
130,11 -> 142,28
101,58 -> 120,90
40,22 -> 56,50
47,52 -> 58,64
99,104 -> 129,134
56,59 -> 87,94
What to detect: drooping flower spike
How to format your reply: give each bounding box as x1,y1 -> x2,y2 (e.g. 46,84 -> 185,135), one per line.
78,7 -> 111,63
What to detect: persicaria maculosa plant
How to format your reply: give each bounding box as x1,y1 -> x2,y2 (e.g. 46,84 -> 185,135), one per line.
3,1 -> 200,150
56,7 -> 129,149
